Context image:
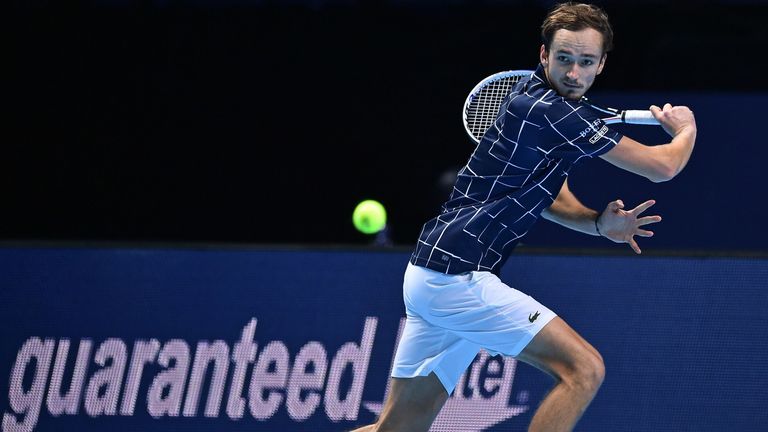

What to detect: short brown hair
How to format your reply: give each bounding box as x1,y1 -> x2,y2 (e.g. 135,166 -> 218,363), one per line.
541,2 -> 614,55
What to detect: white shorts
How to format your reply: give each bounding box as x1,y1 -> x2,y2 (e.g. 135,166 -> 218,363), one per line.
391,263 -> 557,394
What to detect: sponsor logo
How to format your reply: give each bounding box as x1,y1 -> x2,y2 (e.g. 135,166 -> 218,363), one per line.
528,311 -> 541,323
578,119 -> 602,138
2,318 -> 376,431
2,317 -> 530,432
589,125 -> 609,144
578,119 -> 608,144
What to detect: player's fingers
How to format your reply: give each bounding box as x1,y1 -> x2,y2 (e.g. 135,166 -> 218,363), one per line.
629,238 -> 642,254
664,102 -> 672,111
636,229 -> 654,237
630,199 -> 656,215
637,215 -> 662,226
610,199 -> 624,211
650,104 -> 661,114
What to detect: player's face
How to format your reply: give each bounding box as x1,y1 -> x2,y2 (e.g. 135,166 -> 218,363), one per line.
540,28 -> 606,100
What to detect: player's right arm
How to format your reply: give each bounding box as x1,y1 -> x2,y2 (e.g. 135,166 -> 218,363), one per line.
600,103 -> 697,183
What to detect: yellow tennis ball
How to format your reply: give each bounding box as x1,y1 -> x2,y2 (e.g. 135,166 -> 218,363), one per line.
353,200 -> 387,234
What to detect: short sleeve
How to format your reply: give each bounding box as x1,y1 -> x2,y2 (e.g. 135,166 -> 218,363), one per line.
540,99 -> 623,162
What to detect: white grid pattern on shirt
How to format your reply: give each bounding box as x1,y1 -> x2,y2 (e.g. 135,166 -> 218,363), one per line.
413,69 -> 618,274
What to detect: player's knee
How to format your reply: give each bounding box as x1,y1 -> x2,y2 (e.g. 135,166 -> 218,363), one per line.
568,350 -> 605,394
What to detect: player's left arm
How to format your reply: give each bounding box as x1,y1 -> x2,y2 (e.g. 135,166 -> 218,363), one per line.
541,179 -> 662,254
541,179 -> 600,235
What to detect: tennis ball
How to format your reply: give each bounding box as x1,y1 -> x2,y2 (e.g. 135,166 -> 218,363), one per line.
353,200 -> 387,234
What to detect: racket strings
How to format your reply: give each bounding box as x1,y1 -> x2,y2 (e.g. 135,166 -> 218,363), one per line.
466,76 -> 520,141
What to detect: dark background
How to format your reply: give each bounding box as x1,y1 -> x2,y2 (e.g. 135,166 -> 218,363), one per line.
6,0 -> 768,251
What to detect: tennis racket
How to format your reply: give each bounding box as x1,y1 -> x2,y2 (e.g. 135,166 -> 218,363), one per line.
462,70 -> 659,144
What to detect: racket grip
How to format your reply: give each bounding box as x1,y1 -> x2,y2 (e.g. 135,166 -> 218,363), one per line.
623,110 -> 659,125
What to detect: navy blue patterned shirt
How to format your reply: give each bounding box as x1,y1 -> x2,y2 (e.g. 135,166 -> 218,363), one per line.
410,64 -> 623,275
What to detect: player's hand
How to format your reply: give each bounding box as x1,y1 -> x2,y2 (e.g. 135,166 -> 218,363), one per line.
649,103 -> 696,138
597,199 -> 662,254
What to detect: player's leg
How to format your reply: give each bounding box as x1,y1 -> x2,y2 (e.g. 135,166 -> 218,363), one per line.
515,317 -> 605,432
349,373 -> 448,432
418,269 -> 600,432
348,425 -> 375,432
348,264 -> 480,432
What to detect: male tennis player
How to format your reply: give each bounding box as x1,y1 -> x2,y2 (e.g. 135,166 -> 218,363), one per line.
352,2 -> 696,431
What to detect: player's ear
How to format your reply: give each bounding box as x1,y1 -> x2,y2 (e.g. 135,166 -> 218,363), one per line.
539,44 -> 548,65
596,53 -> 607,75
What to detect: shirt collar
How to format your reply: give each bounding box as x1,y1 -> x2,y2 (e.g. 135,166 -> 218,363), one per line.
532,63 -> 549,88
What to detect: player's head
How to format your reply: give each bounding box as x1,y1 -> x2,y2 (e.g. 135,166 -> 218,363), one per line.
539,2 -> 614,100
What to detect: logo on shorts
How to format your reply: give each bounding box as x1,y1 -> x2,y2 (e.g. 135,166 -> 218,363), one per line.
528,311 -> 541,323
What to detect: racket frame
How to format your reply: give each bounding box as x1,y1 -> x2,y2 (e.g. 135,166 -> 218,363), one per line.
463,69 -> 658,144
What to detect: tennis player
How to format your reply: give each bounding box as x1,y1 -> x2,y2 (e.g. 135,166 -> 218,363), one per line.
352,2 -> 696,431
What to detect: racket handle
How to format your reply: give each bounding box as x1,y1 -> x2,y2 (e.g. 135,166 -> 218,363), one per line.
623,110 -> 659,125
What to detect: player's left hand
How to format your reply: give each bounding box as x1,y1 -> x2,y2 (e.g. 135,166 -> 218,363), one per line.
597,199 -> 661,254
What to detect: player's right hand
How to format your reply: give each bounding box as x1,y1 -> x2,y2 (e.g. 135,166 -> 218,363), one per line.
649,103 -> 696,138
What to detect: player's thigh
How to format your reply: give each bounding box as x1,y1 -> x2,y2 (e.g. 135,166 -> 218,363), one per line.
377,374 -> 449,432
515,317 -> 604,381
